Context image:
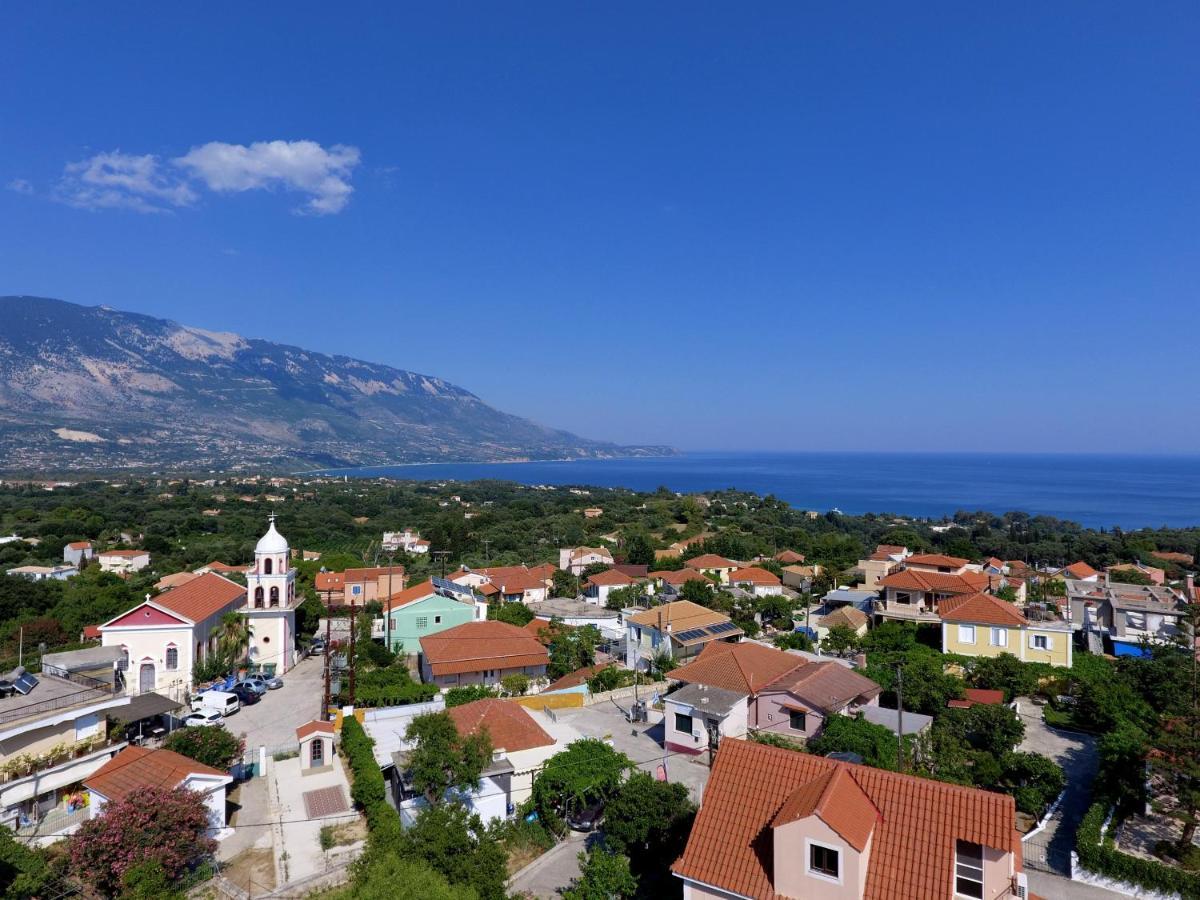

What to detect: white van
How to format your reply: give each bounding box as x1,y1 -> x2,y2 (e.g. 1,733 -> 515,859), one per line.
190,690 -> 240,717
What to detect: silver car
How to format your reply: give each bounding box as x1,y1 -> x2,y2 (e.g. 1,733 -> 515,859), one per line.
183,709 -> 225,728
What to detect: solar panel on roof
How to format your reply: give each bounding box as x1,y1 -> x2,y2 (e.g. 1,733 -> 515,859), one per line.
707,621 -> 740,635
432,576 -> 471,597
13,673 -> 38,695
675,628 -> 708,642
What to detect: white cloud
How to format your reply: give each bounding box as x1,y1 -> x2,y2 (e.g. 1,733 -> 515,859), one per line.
5,178 -> 34,195
54,140 -> 361,215
174,140 -> 361,215
57,151 -> 197,213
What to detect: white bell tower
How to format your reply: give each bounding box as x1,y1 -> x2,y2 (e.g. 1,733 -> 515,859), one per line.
245,515 -> 297,675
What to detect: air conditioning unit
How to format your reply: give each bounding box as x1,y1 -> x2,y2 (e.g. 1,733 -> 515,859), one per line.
1012,872 -> 1028,899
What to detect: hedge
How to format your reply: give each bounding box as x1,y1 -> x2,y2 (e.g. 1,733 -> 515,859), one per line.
1076,802 -> 1200,899
340,717 -> 402,851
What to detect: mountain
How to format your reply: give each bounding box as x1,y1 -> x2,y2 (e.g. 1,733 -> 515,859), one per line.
0,296 -> 672,473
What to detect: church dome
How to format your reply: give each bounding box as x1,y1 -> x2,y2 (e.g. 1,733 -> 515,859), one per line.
255,517 -> 289,555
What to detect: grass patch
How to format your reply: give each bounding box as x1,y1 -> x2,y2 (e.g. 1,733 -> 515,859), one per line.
319,820 -> 367,851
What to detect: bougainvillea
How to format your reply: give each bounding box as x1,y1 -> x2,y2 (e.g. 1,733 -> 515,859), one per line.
68,785 -> 215,895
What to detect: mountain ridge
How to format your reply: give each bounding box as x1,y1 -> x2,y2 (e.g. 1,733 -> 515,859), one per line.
0,295 -> 673,472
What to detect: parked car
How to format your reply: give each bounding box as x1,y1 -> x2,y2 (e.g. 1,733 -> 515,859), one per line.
190,690 -> 240,716
230,684 -> 261,705
309,638 -> 326,655
567,801 -> 605,832
183,709 -> 224,728
244,673 -> 283,691
236,678 -> 268,696
262,673 -> 284,690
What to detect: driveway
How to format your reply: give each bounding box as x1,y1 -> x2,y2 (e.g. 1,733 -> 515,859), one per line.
225,652 -> 327,752
508,830 -> 591,898
1016,698 -> 1098,876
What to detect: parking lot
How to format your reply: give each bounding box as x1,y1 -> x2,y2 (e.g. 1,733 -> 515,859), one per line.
220,652 -> 328,751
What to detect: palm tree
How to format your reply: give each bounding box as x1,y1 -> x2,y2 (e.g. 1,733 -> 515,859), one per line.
215,612 -> 253,674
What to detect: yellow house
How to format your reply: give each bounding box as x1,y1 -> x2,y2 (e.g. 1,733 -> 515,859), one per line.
940,592 -> 1073,668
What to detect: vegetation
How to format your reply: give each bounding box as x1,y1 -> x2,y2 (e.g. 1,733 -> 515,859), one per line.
0,828 -> 49,899
327,853 -> 477,900
531,739 -> 632,834
602,772 -> 696,896
344,666 -> 438,708
396,804 -> 508,900
68,786 -> 215,896
163,726 -> 245,770
547,624 -> 600,679
562,848 -> 638,900
444,684 -> 498,707
404,711 -> 492,808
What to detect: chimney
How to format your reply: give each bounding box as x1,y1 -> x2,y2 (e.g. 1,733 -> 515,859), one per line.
853,652 -> 867,670
1187,572 -> 1195,600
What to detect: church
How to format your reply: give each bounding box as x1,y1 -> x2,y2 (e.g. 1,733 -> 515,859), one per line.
100,516 -> 298,696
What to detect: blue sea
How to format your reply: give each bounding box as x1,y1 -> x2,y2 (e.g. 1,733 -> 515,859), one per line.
313,452 -> 1200,530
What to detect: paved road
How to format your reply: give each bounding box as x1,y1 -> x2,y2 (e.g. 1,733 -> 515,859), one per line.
224,652 -> 326,751
1016,698 -> 1098,876
508,831 -> 591,898
1027,870 -> 1124,899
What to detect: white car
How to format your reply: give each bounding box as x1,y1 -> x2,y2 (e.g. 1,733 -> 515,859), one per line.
183,709 -> 225,728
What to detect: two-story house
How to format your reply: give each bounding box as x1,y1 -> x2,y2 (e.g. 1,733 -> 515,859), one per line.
683,554 -> 739,584
939,592 -> 1073,667
624,601 -> 743,672
876,569 -> 991,622
855,544 -> 910,589
63,541 -> 94,566
673,739 -> 1028,900
96,550 -> 151,575
558,546 -> 614,576
727,567 -> 784,597
376,577 -> 487,653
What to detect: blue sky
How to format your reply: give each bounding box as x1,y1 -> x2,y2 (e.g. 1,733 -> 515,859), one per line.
2,3 -> 1197,453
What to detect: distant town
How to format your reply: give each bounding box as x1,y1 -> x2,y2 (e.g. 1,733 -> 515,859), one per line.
0,475 -> 1196,899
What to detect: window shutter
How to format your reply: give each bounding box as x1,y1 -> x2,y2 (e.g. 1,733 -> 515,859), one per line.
1028,634 -> 1037,649
1045,635 -> 1053,650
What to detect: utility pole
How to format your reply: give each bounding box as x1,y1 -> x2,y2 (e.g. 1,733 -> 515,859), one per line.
385,552 -> 395,654
895,663 -> 905,772
321,617 -> 331,721
706,719 -> 720,769
482,539 -> 491,568
348,603 -> 357,707
433,550 -> 450,579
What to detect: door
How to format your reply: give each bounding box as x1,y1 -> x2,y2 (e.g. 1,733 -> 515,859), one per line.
138,663 -> 155,693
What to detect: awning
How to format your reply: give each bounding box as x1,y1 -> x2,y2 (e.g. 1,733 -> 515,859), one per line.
116,692 -> 182,721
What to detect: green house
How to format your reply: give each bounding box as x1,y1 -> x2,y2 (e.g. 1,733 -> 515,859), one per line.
383,581 -> 481,654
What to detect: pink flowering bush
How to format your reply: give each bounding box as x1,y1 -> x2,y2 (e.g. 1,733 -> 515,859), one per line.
68,785 -> 215,895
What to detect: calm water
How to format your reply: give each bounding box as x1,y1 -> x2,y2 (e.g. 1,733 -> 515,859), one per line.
314,452 -> 1200,530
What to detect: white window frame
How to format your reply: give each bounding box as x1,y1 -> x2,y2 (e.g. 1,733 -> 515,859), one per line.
416,616 -> 428,629
989,627 -> 1007,647
958,624 -> 976,645
954,840 -> 984,898
805,837 -> 843,885
1031,634 -> 1050,651
165,645 -> 179,671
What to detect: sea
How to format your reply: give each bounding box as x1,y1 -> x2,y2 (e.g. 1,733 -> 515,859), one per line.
311,452 -> 1200,531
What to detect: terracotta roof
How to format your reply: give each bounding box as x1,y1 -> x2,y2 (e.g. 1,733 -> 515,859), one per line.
448,699 -> 555,753
938,592 -> 1027,627
624,600 -> 731,631
671,641 -> 804,696
770,766 -> 880,851
67,541 -> 92,550
905,553 -> 969,568
384,579 -> 438,611
963,688 -> 1005,706
728,567 -> 782,586
82,624 -> 101,639
820,606 -> 869,631
84,746 -> 227,804
1062,561 -> 1099,579
523,618 -> 566,645
202,561 -> 248,574
315,572 -> 345,591
650,569 -> 711,586
148,572 -> 245,623
586,569 -> 635,587
1151,550 -> 1194,564
879,569 -> 990,595
568,546 -> 612,561
491,571 -> 547,594
672,739 -> 1019,900
545,663 -> 611,692
869,544 -> 907,561
685,553 -> 738,569
420,621 -> 549,676
296,720 -> 335,740
345,566 -> 405,584
774,550 -> 806,564
769,661 -> 881,713
612,564 -> 649,578
155,571 -> 200,591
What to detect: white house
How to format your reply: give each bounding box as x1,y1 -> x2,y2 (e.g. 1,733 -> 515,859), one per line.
63,541 -> 94,566
727,567 -> 785,597
99,573 -> 245,697
6,565 -> 77,581
382,529 -> 431,554
97,550 -> 150,574
558,546 -> 614,576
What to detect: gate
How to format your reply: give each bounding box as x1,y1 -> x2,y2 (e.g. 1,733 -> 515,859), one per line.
1021,833 -> 1072,875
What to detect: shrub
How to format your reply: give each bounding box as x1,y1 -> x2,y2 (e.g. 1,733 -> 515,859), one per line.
340,716 -> 402,852
344,667 -> 438,708
164,726 -> 245,770
1076,802 -> 1200,897
445,684 -> 497,707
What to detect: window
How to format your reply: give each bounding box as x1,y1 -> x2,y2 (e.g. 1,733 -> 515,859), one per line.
955,840 -> 984,898
789,709 -> 807,731
264,558 -> 273,575
990,627 -> 1007,647
119,648 -> 129,671
434,615 -> 442,625
310,737 -> 324,765
674,712 -> 693,735
165,646 -> 178,670
1032,634 -> 1049,651
416,616 -> 428,629
809,842 -> 840,880
269,586 -> 279,607
957,624 -> 976,645
254,586 -> 264,608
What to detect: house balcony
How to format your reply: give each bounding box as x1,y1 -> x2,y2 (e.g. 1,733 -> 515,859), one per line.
873,600 -> 942,624
13,799 -> 91,841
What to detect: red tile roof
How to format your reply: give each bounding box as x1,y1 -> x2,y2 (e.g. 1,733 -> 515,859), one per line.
769,661 -> 881,713
1062,561 -> 1099,579
685,553 -> 738,568
963,688 -> 1005,706
151,572 -> 245,623
586,569 -> 635,587
448,699 -> 555,753
774,550 -> 806,564
650,568 -> 711,586
84,746 -> 227,803
420,621 -> 549,677
671,641 -> 805,696
82,624 -> 102,640
345,566 -> 405,584
384,579 -> 438,611
938,592 -> 1027,627
315,572 -> 345,591
905,553 -> 969,568
770,766 -> 880,852
296,720 -> 335,740
728,567 -> 782,586
880,569 -> 990,595
67,541 -> 92,550
672,739 -> 1019,900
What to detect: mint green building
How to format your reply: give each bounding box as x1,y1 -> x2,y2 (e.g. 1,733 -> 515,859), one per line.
383,581 -> 483,654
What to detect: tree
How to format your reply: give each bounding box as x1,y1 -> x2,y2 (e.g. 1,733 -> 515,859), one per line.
998,751 -> 1065,817
939,704 -> 1025,758
0,827 -> 50,899
603,772 -> 694,856
500,673 -> 530,696
622,532 -> 655,568
807,713 -> 899,770
164,726 -> 245,770
866,648 -> 964,715
444,684 -> 498,707
327,853 -> 477,900
548,624 -> 600,679
405,712 -> 492,807
967,653 -> 1037,702
562,849 -> 638,900
1109,566 -> 1154,586
214,612 -> 252,670
69,786 -> 215,896
552,569 -> 580,597
1151,703 -> 1200,854
489,601 -> 534,627
604,584 -> 643,611
755,594 -> 794,629
678,578 -> 713,605
994,584 -> 1018,602
821,625 -> 861,657
532,739 -> 631,833
120,861 -> 185,900
398,804 -> 508,900
773,630 -> 813,652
